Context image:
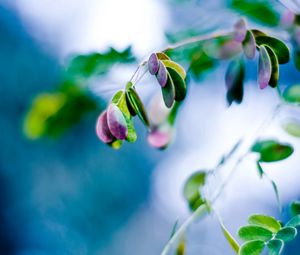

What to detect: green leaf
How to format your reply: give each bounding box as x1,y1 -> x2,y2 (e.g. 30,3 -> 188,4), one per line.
275,227 -> 297,242
161,73 -> 176,108
290,201 -> 300,217
225,57 -> 245,105
161,60 -> 186,79
264,45 -> 279,88
166,67 -> 186,102
286,215 -> 300,228
183,171 -> 206,211
221,222 -> 240,254
230,0 -> 280,26
239,240 -> 265,255
255,36 -> 290,64
123,114 -> 137,143
248,214 -> 281,233
238,225 -> 273,242
111,90 -> 131,118
251,140 -> 294,162
283,84 -> 300,103
267,239 -> 284,255
282,119 -> 300,138
67,47 -> 135,77
126,87 -> 150,127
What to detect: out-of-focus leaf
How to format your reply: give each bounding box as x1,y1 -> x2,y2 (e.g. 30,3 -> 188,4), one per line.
203,35 -> 242,60
283,84 -> 300,103
67,47 -> 135,77
290,201 -> 300,217
293,49 -> 300,70
258,45 -> 272,89
267,239 -> 284,255
107,104 -> 128,140
183,171 -> 206,211
264,45 -> 279,88
238,226 -> 273,242
221,221 -> 240,254
225,57 -> 245,105
230,0 -> 280,26
176,239 -> 185,255
242,30 -> 256,59
275,227 -> 297,242
162,73 -> 175,108
286,215 -> 300,228
234,18 -> 247,42
256,161 -> 264,178
251,140 -> 294,162
255,36 -> 290,64
248,214 -> 281,233
238,240 -> 265,255
126,87 -> 150,127
109,139 -> 123,150
282,119 -> 300,137
24,82 -> 99,139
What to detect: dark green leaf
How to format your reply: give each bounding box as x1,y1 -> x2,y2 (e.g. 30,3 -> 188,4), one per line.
126,88 -> 150,127
283,84 -> 300,103
162,73 -> 176,108
183,171 -> 206,211
275,227 -> 297,242
230,0 -> 280,26
248,214 -> 281,233
225,57 -> 245,105
290,201 -> 300,217
166,67 -> 186,102
267,239 -> 284,255
264,45 -> 279,88
239,240 -> 265,255
238,225 -> 273,241
251,140 -> 294,162
255,36 -> 290,64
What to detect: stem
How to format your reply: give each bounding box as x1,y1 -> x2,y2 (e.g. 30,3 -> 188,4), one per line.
160,103 -> 282,255
162,29 -> 232,52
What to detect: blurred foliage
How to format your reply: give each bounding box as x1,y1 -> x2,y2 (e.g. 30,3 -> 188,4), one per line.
24,47 -> 136,139
229,0 -> 280,26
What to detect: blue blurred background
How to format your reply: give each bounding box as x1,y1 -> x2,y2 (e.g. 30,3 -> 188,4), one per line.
0,0 -> 300,254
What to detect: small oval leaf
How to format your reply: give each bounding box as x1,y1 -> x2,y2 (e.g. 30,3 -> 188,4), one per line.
148,53 -> 159,75
239,240 -> 265,255
156,61 -> 168,87
242,30 -> 256,59
96,111 -> 114,143
126,87 -> 150,127
275,227 -> 297,242
286,215 -> 300,228
283,84 -> 300,103
166,67 -> 187,101
162,73 -> 175,108
255,36 -> 290,64
161,60 -> 186,79
234,18 -> 247,42
238,225 -> 273,242
282,119 -> 300,138
290,200 -> 300,217
258,45 -> 272,90
267,239 -> 284,255
156,52 -> 170,60
248,214 -> 281,233
107,104 -> 128,140
264,45 -> 279,88
183,171 -> 206,211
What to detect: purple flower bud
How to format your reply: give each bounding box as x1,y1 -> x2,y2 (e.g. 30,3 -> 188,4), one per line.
96,111 -> 114,143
